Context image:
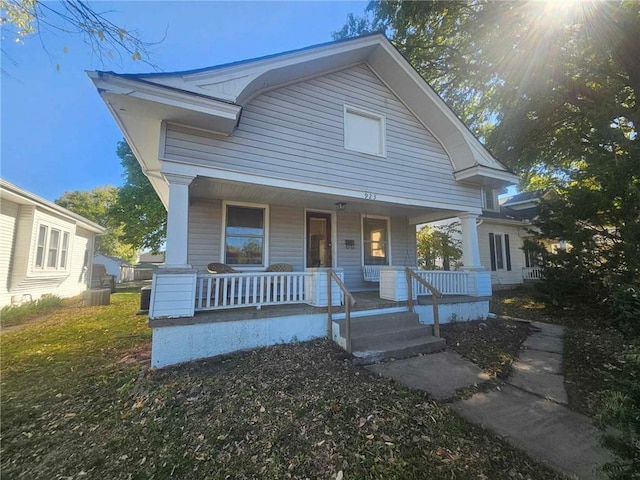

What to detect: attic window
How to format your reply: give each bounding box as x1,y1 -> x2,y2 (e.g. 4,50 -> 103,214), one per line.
344,105 -> 386,157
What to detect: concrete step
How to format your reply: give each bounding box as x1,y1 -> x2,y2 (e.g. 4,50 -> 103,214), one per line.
352,335 -> 446,366
335,311 -> 419,337
351,324 -> 434,350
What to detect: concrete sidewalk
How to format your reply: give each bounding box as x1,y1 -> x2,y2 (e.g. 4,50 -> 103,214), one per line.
365,320 -> 613,479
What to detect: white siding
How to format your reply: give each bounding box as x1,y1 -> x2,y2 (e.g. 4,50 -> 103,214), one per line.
1,202 -> 94,306
477,222 -> 526,287
0,201 -> 19,306
164,64 -> 480,209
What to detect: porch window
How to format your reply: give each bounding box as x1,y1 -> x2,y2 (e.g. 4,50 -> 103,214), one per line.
362,216 -> 390,266
344,104 -> 386,157
489,232 -> 511,271
223,203 -> 269,267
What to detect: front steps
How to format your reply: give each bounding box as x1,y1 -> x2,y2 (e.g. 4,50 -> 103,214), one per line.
333,311 -> 446,365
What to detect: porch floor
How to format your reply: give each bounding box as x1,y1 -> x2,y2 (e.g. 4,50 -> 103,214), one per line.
149,292 -> 487,328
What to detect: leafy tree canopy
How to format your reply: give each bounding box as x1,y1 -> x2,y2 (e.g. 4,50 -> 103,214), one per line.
55,185 -> 136,263
416,223 -> 462,271
112,141 -> 166,253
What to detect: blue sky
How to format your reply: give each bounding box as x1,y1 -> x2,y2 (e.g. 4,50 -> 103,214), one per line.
1,1 -> 367,201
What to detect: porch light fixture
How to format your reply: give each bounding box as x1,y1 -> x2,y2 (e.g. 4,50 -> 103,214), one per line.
335,202 -> 347,212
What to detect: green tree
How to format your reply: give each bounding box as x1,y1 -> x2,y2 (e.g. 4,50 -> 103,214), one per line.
416,223 -> 462,271
55,185 -> 136,263
112,141 -> 166,253
1,0 -> 158,69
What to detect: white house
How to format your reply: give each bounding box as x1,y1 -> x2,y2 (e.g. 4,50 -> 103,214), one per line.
89,34 -> 519,368
478,188 -> 556,288
0,179 -> 106,307
93,253 -> 133,283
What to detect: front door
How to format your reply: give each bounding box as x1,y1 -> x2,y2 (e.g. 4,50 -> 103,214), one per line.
306,212 -> 332,268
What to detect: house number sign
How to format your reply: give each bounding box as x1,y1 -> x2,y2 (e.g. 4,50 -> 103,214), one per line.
364,192 -> 377,200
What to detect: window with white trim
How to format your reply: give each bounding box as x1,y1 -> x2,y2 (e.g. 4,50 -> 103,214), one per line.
362,216 -> 390,266
488,232 -> 511,271
34,224 -> 71,270
483,188 -> 498,212
223,203 -> 269,267
344,105 -> 386,157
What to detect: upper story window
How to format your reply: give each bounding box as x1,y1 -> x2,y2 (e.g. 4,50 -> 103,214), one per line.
483,188 -> 498,212
344,104 -> 386,157
34,223 -> 71,270
222,202 -> 269,268
362,216 -> 390,266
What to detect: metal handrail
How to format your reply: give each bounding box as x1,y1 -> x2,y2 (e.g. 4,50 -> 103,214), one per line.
327,269 -> 356,353
406,267 -> 442,337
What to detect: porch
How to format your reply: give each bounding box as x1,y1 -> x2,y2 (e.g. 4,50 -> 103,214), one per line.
148,267 -> 491,368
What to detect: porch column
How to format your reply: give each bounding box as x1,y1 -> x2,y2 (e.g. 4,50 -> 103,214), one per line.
458,213 -> 482,269
163,173 -> 195,268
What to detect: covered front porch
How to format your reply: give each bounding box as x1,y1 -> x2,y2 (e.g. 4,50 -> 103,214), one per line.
147,173 -> 491,367
149,265 -> 491,368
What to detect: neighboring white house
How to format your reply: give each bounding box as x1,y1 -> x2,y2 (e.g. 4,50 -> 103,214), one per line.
0,179 -> 106,307
478,188 -> 556,288
93,254 -> 133,283
89,34 -> 519,367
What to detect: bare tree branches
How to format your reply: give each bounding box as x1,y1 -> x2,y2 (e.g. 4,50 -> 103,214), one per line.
1,0 -> 162,69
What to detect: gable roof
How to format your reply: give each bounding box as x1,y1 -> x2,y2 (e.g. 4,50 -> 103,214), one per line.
0,179 -> 106,234
88,34 -> 518,205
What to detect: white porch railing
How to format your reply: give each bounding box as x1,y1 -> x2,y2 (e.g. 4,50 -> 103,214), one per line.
195,272 -> 312,311
412,270 -> 470,295
523,266 -> 544,280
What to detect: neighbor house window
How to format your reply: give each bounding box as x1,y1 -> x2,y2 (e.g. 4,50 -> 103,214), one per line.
488,232 -> 511,271
47,229 -> 61,268
344,105 -> 386,157
483,188 -> 497,211
35,225 -> 47,268
362,216 -> 390,266
60,232 -> 70,269
33,224 -> 71,270
223,203 -> 269,267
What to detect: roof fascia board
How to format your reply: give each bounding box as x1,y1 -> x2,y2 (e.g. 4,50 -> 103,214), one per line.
183,33 -> 386,83
90,72 -> 242,121
454,165 -> 520,185
370,41 -> 511,173
0,180 -> 106,233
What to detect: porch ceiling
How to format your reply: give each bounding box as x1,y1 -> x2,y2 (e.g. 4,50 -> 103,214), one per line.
190,177 -> 459,222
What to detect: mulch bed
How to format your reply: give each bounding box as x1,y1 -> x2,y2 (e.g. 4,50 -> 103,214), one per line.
441,318 -> 531,378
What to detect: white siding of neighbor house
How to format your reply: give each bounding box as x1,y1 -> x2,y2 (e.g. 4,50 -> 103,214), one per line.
187,200 -> 415,291
1,200 -> 95,306
164,64 -> 481,209
477,222 -> 526,287
0,201 -> 19,306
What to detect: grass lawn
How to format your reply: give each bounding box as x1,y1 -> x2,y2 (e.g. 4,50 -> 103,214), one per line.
0,292 -> 564,479
490,287 -> 625,418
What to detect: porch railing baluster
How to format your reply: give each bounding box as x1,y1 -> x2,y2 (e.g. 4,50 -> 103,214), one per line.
195,272 -> 313,312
